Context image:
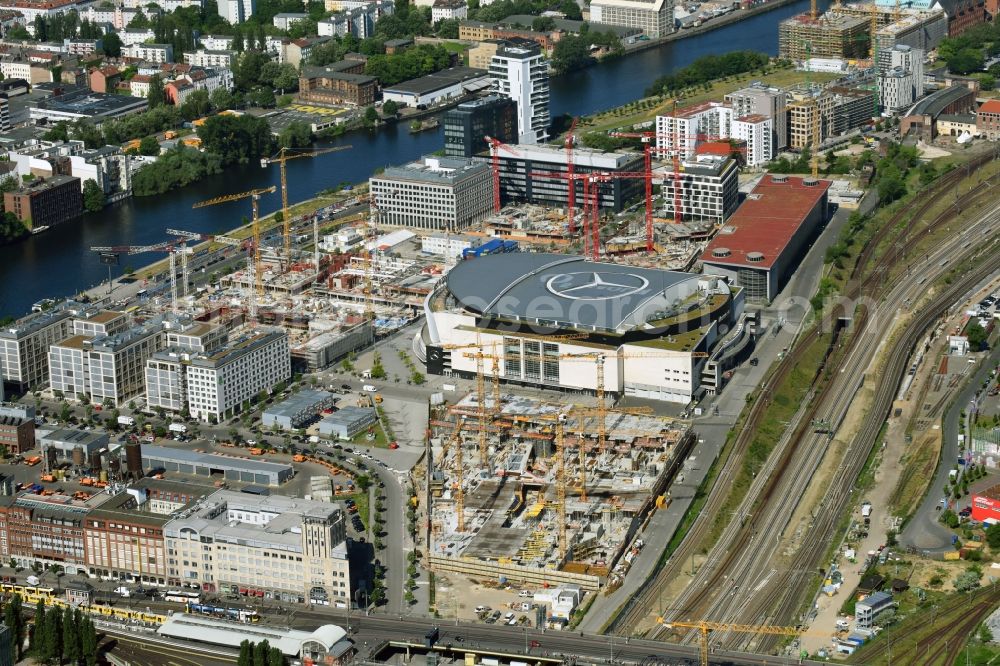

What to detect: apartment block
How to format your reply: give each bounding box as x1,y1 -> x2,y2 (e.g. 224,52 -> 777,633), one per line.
659,154 -> 739,224
165,490 -> 350,605
0,306 -> 75,393
725,83 -> 787,151
878,45 -> 924,112
49,320 -> 163,406
122,43 -> 174,63
489,40 -> 549,144
655,102 -> 733,158
730,114 -> 773,167
778,12 -> 871,60
590,0 -> 673,38
85,491 -> 169,586
369,156 -> 492,231
182,49 -> 236,68
217,0 -> 256,22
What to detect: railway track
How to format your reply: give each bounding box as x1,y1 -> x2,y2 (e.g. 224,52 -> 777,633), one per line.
607,148 -> 1000,637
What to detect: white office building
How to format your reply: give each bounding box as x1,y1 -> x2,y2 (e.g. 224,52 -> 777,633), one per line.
369,156 -> 492,231
421,233 -> 481,258
489,41 -> 549,144
0,306 -> 76,393
165,490 -> 350,605
589,0 -> 673,38
659,154 -> 739,224
655,102 -> 733,159
725,83 -> 787,150
49,320 -> 164,406
179,328 -> 290,422
730,114 -> 772,167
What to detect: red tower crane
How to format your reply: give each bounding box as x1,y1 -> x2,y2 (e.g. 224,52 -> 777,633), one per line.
484,135 -> 522,213
529,170 -> 597,257
564,117 -> 578,233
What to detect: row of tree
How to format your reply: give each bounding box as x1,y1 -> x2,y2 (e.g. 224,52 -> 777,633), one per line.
644,51 -> 771,97
32,598 -> 101,666
237,638 -> 284,666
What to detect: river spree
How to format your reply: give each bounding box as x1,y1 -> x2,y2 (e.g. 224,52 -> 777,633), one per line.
1,0 -> 822,317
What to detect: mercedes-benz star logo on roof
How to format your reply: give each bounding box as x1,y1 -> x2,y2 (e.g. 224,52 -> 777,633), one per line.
545,272 -> 650,300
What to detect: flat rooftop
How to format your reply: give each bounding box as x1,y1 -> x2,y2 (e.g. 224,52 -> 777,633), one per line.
377,155 -> 489,185
700,175 -> 831,270
382,66 -> 488,95
142,445 -> 292,475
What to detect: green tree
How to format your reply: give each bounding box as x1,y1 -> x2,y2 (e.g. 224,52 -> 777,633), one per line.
4,594 -> 22,661
532,16 -> 555,31
268,646 -> 284,666
436,18 -> 459,38
62,605 -> 80,665
238,640 -> 254,666
196,114 -> 276,165
32,598 -> 46,655
210,86 -> 235,111
355,474 -> 372,492
967,320 -> 989,350
81,179 -> 106,213
363,106 -> 379,127
179,88 -> 212,121
278,121 -> 312,149
138,135 -> 161,156
382,99 -> 399,117
101,31 -> 122,57
80,616 -> 98,666
253,639 -> 270,666
147,74 -> 166,108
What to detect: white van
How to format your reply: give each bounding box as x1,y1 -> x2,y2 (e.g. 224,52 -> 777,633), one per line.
363,384 -> 376,392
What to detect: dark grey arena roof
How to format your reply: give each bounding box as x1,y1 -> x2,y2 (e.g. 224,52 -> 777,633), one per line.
445,254 -> 701,332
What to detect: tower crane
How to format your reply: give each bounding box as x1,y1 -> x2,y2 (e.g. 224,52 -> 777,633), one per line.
657,619 -> 816,666
90,241 -> 182,313
260,145 -> 352,264
484,136 -> 522,213
192,186 -> 277,304
564,117 -> 578,232
165,228 -> 249,319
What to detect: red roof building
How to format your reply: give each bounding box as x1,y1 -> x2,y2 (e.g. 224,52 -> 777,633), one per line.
977,99 -> 1000,140
699,174 -> 830,302
972,483 -> 1000,523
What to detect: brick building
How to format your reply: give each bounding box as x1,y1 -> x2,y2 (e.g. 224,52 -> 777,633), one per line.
977,99 -> 1000,140
298,66 -> 377,106
0,493 -> 90,575
84,492 -> 169,586
0,414 -> 34,455
3,175 -> 82,229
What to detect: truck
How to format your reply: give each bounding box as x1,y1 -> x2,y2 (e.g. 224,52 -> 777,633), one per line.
24,456 -> 41,466
114,586 -> 130,598
363,385 -> 376,393
168,423 -> 187,434
118,415 -> 135,427
292,454 -> 307,463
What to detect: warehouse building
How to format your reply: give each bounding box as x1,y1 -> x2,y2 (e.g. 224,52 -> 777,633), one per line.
381,66 -> 490,108
589,0 -> 674,38
493,143 -> 644,212
700,175 -> 831,303
658,154 -> 740,224
139,445 -> 294,486
369,156 -> 492,231
262,390 -> 337,430
37,428 -> 110,464
318,406 -> 377,440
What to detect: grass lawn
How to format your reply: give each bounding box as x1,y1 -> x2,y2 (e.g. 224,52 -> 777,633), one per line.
351,420 -> 389,448
345,490 -> 370,529
576,67 -> 840,137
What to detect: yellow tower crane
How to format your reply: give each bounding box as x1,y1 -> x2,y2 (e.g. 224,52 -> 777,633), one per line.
657,619 -> 819,666
260,145 -> 352,265
192,185 -> 277,310
453,418 -> 466,533
555,414 -> 568,558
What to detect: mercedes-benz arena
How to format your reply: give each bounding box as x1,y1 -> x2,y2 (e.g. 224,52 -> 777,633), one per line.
418,253 -> 743,404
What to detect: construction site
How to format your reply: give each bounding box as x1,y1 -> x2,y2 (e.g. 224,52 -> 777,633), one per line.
424,389 -> 696,593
